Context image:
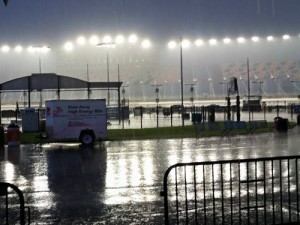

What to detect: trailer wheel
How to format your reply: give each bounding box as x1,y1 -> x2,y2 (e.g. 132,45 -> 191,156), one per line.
80,132 -> 95,145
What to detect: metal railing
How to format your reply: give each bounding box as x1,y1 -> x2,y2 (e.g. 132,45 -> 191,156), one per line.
0,182 -> 30,225
161,156 -> 300,225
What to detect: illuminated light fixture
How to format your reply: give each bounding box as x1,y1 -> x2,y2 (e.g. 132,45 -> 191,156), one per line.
128,34 -> 138,44
267,36 -> 274,41
168,40 -> 177,49
237,37 -> 245,43
77,36 -> 86,45
251,36 -> 259,42
209,38 -> 217,45
97,42 -> 116,48
282,34 -> 290,40
102,35 -> 112,44
27,46 -> 34,53
195,39 -> 204,46
141,39 -> 151,48
1,45 -> 9,52
14,45 -> 23,52
27,46 -> 50,53
115,35 -> 125,44
181,39 -> 190,48
64,42 -> 74,51
89,35 -> 99,45
40,46 -> 50,53
223,38 -> 231,44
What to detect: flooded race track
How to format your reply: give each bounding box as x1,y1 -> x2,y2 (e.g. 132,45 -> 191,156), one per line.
1,125 -> 300,224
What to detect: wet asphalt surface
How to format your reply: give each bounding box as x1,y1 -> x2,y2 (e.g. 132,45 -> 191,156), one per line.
1,114 -> 300,224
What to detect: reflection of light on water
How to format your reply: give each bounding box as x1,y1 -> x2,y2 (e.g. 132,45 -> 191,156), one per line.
33,175 -> 49,191
32,175 -> 54,208
223,163 -> 231,183
168,154 -> 178,166
105,156 -> 131,204
167,139 -> 181,165
182,150 -> 191,163
118,158 -> 128,187
208,153 -> 217,163
240,163 -> 247,181
143,156 -> 153,185
130,156 -> 141,186
4,162 -> 15,182
42,143 -> 80,149
106,157 -> 128,188
142,140 -> 152,151
104,140 -> 162,205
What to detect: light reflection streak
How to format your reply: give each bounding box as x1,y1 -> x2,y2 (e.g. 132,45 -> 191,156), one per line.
118,158 -> 128,187
33,175 -> 49,192
4,162 -> 15,182
167,139 -> 181,165
223,163 -> 231,183
240,163 -> 247,181
105,146 -> 157,205
130,156 -> 141,186
105,159 -> 117,188
142,140 -> 152,151
182,149 -> 191,163
104,137 -> 300,208
143,156 -> 154,185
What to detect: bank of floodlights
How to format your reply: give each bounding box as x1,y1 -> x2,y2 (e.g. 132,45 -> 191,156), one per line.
63,33 -> 152,51
195,39 -> 204,46
267,36 -> 274,41
14,45 -> 23,52
1,45 -> 9,52
223,38 -> 231,44
77,36 -> 86,45
64,42 -> 73,51
0,32 -> 298,55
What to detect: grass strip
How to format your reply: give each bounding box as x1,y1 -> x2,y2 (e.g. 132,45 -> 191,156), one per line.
15,121 -> 295,144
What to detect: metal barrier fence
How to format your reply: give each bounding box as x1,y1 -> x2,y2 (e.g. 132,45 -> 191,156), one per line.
161,156 -> 300,225
0,182 -> 30,225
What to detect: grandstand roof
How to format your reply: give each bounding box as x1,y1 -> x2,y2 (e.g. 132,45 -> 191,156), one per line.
0,73 -> 122,91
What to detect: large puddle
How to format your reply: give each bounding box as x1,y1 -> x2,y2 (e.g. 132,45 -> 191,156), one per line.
0,125 -> 299,224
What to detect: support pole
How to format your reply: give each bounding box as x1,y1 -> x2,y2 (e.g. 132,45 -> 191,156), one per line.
180,37 -> 184,127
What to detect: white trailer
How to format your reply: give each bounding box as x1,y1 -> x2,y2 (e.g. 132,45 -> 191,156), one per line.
45,99 -> 107,145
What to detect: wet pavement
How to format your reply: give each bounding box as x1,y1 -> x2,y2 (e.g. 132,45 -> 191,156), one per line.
1,120 -> 300,224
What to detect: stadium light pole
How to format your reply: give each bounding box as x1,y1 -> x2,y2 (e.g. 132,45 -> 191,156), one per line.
97,41 -> 116,105
168,37 -> 190,127
28,46 -> 51,73
28,45 -> 50,108
180,37 -> 184,127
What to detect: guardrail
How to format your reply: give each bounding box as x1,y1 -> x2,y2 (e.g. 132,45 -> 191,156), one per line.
161,156 -> 300,225
0,182 -> 30,225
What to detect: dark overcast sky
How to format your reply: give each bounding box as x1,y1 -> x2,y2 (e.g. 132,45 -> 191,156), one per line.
0,0 -> 299,45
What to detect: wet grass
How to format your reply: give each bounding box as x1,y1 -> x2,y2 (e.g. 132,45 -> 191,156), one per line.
107,126 -> 197,140
106,122 -> 278,140
17,121 -> 296,144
